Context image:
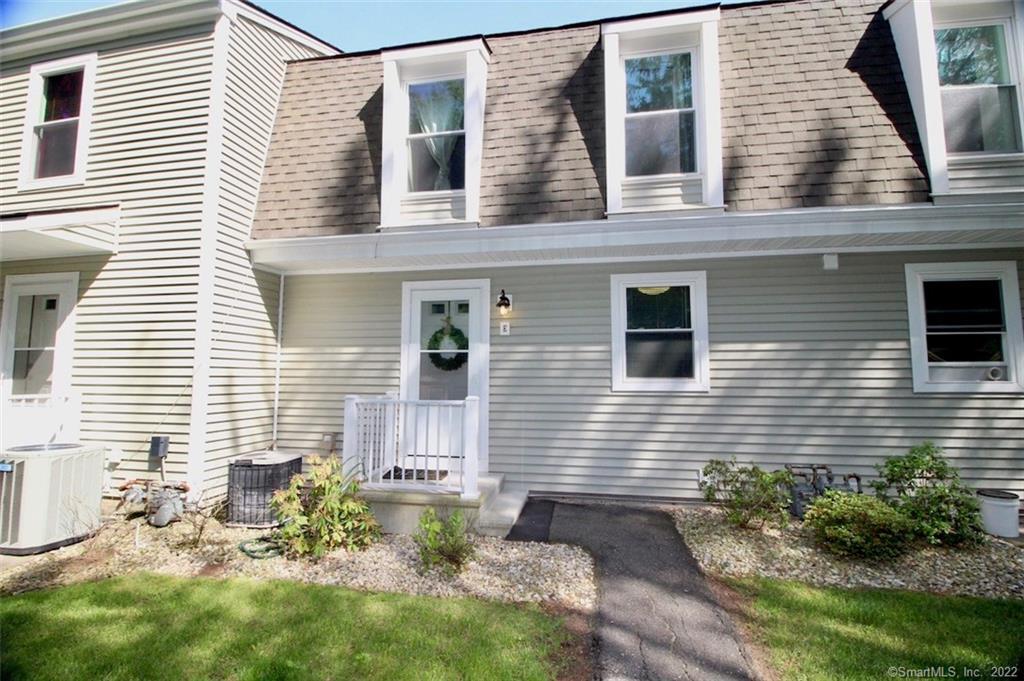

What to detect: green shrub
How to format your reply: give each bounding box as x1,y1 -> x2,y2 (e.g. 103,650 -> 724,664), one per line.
699,458 -> 794,529
804,491 -> 913,560
872,442 -> 985,547
270,455 -> 381,559
413,507 -> 475,576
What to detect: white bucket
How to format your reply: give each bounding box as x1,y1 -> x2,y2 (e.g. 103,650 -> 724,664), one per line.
977,490 -> 1020,539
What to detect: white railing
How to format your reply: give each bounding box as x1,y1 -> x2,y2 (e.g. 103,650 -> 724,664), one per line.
342,395 -> 479,500
1,394 -> 81,449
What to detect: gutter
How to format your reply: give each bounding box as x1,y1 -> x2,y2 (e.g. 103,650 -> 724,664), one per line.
246,201 -> 1024,272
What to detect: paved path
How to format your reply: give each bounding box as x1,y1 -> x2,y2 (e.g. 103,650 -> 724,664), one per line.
542,502 -> 756,681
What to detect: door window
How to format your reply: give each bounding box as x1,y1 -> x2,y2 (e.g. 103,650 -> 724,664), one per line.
11,294 -> 61,395
418,299 -> 470,400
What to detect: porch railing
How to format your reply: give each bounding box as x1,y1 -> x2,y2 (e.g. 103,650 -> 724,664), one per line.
1,394 -> 81,449
341,395 -> 479,500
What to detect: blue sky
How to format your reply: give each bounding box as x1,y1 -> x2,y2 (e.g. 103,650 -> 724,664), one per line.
1,0 -> 718,52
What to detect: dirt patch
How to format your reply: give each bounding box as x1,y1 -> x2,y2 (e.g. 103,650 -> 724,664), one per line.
541,602 -> 596,681
196,562 -> 228,578
706,576 -> 779,681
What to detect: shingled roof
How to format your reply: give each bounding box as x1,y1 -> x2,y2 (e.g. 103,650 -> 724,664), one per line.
251,0 -> 929,240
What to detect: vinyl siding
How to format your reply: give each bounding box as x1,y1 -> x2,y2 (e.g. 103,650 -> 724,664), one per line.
0,26 -> 217,484
202,16 -> 320,496
274,249 -> 1024,500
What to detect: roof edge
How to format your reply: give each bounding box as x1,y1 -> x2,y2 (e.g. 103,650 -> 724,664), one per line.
290,0 -> 801,64
0,0 -> 340,63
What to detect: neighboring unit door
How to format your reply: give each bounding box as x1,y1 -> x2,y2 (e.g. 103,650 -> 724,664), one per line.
0,273 -> 78,398
401,279 -> 490,472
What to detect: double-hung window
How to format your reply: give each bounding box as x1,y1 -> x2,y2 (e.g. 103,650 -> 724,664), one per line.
19,54 -> 97,190
602,9 -> 722,213
610,272 -> 710,392
935,22 -> 1022,153
905,262 -> 1024,393
381,39 -> 488,227
407,79 -> 466,192
624,51 -> 697,176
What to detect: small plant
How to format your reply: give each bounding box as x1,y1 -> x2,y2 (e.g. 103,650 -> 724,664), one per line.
180,497 -> 225,549
413,507 -> 475,576
699,458 -> 794,529
804,490 -> 913,560
872,442 -> 985,547
270,456 -> 381,559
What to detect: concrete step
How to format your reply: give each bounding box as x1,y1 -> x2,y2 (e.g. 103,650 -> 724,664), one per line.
475,488 -> 528,537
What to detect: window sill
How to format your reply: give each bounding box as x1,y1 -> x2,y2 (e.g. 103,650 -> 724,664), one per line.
912,381 -> 1024,394
379,219 -> 479,233
606,206 -> 724,221
611,379 -> 710,393
947,152 -> 1024,164
17,173 -> 86,193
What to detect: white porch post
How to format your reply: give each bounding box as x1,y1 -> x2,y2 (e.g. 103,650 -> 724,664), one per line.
461,395 -> 480,500
342,395 -> 359,478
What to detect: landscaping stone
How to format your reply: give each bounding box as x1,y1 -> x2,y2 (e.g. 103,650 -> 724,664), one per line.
0,517 -> 596,612
669,504 -> 1024,600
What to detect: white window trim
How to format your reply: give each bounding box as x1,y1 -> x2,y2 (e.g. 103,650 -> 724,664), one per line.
904,261 -> 1024,394
0,272 -> 79,398
18,53 -> 97,192
603,9 -> 723,214
933,15 -> 1024,159
381,40 -> 488,229
610,271 -> 710,393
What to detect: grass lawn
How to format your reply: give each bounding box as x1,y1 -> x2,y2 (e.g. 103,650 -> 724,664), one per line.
0,573 -> 571,681
729,577 -> 1024,681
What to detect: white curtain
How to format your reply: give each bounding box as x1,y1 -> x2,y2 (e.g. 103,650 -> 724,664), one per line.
414,89 -> 462,191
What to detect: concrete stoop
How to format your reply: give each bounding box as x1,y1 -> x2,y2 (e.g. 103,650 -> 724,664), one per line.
362,474 -> 527,537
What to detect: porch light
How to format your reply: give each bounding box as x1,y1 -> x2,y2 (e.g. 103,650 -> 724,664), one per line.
496,290 -> 511,316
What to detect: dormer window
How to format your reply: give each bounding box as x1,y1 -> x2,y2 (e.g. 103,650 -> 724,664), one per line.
602,9 -> 722,215
935,23 -> 1022,153
625,52 -> 696,176
408,79 -> 466,192
18,53 -> 97,191
381,40 -> 489,229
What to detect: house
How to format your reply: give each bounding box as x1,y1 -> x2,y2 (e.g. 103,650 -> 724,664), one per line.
2,0 -> 1021,535
245,0 -> 1024,528
0,0 -> 338,498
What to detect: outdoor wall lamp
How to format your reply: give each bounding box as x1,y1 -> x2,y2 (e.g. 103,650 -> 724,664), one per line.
496,289 -> 511,316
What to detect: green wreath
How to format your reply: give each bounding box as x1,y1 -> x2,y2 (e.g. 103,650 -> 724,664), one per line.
427,318 -> 469,371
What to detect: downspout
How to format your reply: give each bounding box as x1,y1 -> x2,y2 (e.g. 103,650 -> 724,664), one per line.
271,273 -> 284,447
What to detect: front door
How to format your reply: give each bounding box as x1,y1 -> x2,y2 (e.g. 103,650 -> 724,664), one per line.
0,273 -> 78,398
401,279 -> 489,472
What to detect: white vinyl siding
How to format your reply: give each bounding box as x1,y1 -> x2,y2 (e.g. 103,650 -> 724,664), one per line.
274,249 -> 1024,500
202,16 -> 321,496
0,26 -> 216,484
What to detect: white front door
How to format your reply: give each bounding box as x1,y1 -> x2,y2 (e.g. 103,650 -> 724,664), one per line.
0,272 -> 78,398
401,279 -> 489,472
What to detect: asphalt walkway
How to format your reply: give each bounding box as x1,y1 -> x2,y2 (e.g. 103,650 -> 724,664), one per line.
511,501 -> 756,681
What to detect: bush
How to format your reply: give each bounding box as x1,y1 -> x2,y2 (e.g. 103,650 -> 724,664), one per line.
804,491 -> 913,560
413,507 -> 475,576
872,442 -> 985,547
699,458 -> 794,529
270,456 -> 381,559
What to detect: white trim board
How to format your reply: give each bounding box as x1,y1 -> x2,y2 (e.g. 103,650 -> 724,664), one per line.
0,271 -> 79,399
247,202 -> 1024,273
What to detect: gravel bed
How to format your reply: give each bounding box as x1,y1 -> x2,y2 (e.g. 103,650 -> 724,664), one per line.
0,518 -> 596,612
669,504 -> 1024,600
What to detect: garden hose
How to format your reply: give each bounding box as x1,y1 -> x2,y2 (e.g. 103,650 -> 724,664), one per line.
238,536 -> 283,559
